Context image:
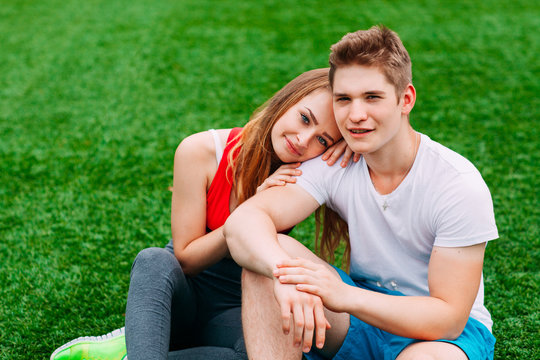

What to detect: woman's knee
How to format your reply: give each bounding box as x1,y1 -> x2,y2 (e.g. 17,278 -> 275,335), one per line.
131,247 -> 180,275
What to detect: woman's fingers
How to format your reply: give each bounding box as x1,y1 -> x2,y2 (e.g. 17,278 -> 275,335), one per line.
340,147 -> 353,167
324,140 -> 347,166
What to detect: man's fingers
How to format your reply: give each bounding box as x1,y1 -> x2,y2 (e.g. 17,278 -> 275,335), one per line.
277,257 -> 319,270
280,303 -> 291,335
314,301 -> 327,349
302,303 -> 315,353
278,274 -> 311,285
292,303 -> 304,348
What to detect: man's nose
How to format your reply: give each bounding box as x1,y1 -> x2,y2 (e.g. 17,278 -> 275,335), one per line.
349,100 -> 367,122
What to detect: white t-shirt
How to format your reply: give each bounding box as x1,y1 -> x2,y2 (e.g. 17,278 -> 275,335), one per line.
296,133 -> 498,331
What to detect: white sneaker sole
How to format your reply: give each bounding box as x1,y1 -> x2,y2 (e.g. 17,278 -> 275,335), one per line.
50,327 -> 126,360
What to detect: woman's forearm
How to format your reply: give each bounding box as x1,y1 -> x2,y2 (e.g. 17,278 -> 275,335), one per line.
173,226 -> 229,275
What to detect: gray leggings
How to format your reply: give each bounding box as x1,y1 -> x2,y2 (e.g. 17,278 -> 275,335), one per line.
125,241 -> 247,360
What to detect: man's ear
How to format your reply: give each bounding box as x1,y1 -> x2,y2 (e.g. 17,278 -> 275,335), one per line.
401,84 -> 416,116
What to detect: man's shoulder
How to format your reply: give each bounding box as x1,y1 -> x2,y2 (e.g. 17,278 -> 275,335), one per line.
299,154 -> 364,182
296,155 -> 365,204
420,134 -> 481,176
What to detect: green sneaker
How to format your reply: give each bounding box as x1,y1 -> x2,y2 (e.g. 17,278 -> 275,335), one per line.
50,327 -> 127,360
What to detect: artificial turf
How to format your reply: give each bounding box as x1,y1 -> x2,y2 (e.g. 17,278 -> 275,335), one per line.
0,0 -> 538,359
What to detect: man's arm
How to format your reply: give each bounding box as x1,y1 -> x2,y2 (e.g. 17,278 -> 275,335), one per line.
224,183 -> 320,278
276,243 -> 486,340
224,183 -> 333,350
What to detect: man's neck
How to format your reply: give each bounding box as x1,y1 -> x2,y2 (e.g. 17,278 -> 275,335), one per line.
365,127 -> 419,195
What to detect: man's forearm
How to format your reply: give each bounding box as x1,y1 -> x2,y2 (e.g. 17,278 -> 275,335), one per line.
224,204 -> 292,278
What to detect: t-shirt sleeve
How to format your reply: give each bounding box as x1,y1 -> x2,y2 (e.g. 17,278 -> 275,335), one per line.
433,170 -> 499,247
295,155 -> 337,206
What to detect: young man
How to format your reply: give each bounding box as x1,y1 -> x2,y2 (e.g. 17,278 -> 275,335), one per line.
224,26 -> 497,359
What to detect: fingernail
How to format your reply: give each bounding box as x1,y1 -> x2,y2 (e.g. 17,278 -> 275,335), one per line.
317,342 -> 323,348
304,347 -> 310,353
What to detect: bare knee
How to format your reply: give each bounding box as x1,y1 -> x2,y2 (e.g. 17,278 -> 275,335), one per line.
396,341 -> 467,360
241,269 -> 274,298
242,268 -> 269,285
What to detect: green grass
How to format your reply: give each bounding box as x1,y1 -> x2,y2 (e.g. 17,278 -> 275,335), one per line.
0,0 -> 538,358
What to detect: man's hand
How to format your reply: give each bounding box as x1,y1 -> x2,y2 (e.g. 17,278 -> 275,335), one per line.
272,278 -> 330,352
274,258 -> 352,313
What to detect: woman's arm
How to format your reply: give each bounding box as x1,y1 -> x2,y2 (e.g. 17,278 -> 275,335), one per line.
170,130 -> 229,275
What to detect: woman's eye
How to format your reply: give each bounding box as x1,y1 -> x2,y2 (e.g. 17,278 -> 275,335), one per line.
301,114 -> 310,124
317,136 -> 328,147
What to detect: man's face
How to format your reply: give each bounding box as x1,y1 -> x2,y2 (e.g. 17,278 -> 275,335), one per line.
332,65 -> 411,156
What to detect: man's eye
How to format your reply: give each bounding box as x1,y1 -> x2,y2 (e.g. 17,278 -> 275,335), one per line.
336,97 -> 350,102
301,114 -> 310,124
317,136 -> 328,147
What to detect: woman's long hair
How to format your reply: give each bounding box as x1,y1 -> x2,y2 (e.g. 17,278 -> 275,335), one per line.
228,68 -> 329,204
228,67 -> 350,268
315,205 -> 350,270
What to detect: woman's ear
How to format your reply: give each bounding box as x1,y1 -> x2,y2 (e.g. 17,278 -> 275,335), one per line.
401,84 -> 416,116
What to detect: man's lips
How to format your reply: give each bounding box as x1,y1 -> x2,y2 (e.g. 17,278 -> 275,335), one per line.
285,137 -> 301,156
348,128 -> 373,136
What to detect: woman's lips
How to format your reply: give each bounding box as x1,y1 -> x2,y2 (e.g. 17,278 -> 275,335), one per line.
285,137 -> 301,156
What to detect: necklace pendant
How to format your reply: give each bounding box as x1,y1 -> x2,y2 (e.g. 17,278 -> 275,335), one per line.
382,201 -> 389,211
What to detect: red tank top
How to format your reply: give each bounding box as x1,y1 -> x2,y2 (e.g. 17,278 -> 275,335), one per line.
206,128 -> 242,231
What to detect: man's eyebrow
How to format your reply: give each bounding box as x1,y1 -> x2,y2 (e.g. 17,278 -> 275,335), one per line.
334,90 -> 385,96
365,90 -> 385,95
305,107 -> 318,125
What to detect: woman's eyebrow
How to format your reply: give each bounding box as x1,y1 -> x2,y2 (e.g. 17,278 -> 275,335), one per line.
305,107 -> 318,125
323,132 -> 336,144
305,106 -> 336,143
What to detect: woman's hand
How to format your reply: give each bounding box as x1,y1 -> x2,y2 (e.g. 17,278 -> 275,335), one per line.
256,163 -> 302,193
274,257 -> 352,313
321,139 -> 361,167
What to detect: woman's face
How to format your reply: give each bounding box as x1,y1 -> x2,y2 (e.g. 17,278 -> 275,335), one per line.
271,89 -> 342,163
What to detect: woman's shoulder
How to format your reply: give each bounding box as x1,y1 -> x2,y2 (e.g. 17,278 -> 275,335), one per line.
175,129 -> 233,162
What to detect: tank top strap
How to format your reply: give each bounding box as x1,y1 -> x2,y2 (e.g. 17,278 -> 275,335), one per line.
205,128 -> 243,231
208,129 -> 224,164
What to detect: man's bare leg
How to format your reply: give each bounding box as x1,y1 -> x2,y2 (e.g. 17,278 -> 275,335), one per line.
242,270 -> 303,360
241,235 -> 350,360
396,341 -> 468,360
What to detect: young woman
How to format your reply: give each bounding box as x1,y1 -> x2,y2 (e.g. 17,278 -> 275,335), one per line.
50,68 -> 350,360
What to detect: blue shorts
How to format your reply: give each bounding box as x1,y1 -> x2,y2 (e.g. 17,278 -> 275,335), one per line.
305,267 -> 495,360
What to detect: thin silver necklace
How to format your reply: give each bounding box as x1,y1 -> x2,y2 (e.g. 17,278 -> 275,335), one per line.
382,132 -> 419,211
